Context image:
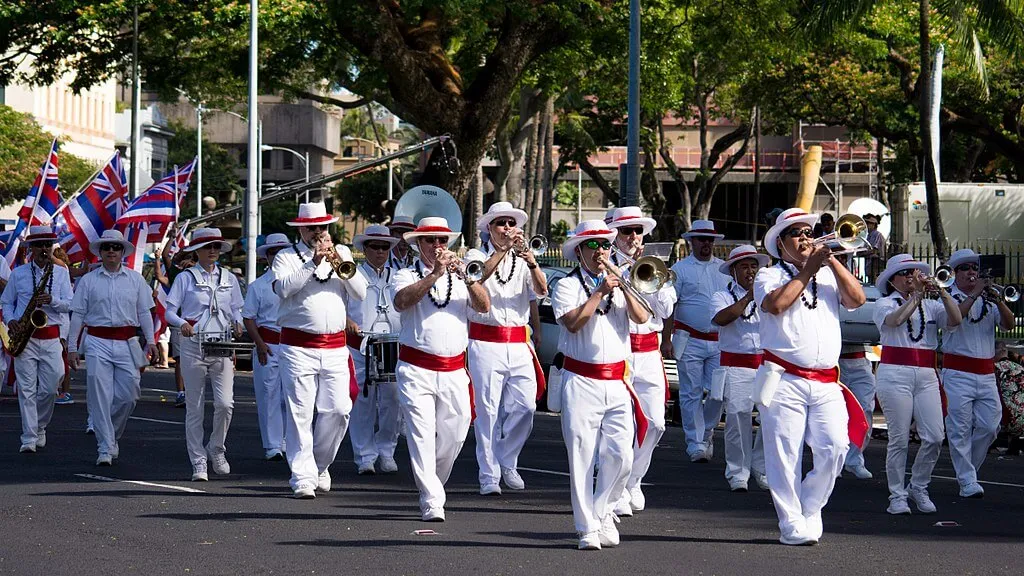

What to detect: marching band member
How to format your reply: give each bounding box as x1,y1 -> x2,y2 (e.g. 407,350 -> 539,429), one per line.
272,202 -> 367,498
388,215 -> 415,269
552,220 -> 650,550
605,207 -> 676,515
347,225 -> 403,475
873,254 -> 961,514
468,202 -> 547,496
665,220 -> 731,462
840,343 -> 876,480
754,208 -> 867,545
242,232 -> 291,461
164,227 -> 244,481
711,245 -> 769,492
942,249 -> 1014,498
67,230 -> 155,465
393,217 -> 490,522
2,226 -> 73,454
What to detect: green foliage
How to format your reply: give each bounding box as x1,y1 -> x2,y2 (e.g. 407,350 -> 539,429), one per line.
166,120 -> 243,214
553,181 -> 581,207
551,219 -> 571,244
336,169 -> 396,224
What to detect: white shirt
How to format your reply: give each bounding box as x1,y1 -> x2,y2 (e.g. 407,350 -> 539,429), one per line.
271,241 -> 367,334
754,263 -> 844,369
942,286 -> 997,359
611,254 -> 676,335
468,244 -> 536,328
0,257 -> 10,283
164,264 -> 244,328
670,255 -> 731,332
552,269 -> 630,364
873,293 -> 953,351
711,285 -> 761,354
394,258 -> 470,355
347,261 -> 401,334
1,260 -> 73,329
241,271 -> 280,329
68,265 -> 155,353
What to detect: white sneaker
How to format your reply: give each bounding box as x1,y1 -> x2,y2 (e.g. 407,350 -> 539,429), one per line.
887,498 -> 911,515
293,484 -> 316,499
753,472 -> 770,490
704,436 -> 715,460
317,470 -> 332,492
729,478 -> 748,492
908,487 -> 936,514
191,463 -> 209,482
480,483 -> 502,496
85,424 -> 94,435
844,464 -> 873,480
265,449 -> 284,461
578,531 -> 602,550
501,467 -> 525,490
208,452 -> 230,475
613,494 -> 633,517
96,454 -> 113,466
689,450 -> 709,463
422,507 -> 445,522
628,485 -> 646,511
779,533 -> 818,546
357,462 -> 376,475
598,514 -> 620,547
959,482 -> 985,498
19,443 -> 36,454
378,456 -> 399,474
36,433 -> 46,449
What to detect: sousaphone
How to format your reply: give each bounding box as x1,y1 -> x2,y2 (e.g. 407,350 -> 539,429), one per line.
393,185 -> 463,247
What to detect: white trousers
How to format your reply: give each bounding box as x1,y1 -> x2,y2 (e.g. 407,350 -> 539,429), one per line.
760,371 -> 849,542
839,357 -> 876,468
349,346 -> 401,467
15,336 -> 64,446
941,368 -> 1000,488
875,364 -> 944,500
180,336 -> 234,466
468,340 -> 538,485
560,370 -> 634,535
85,335 -> 141,457
280,344 -> 352,490
252,341 -> 284,452
675,333 -> 723,456
723,366 -> 765,483
627,350 -> 667,489
397,360 -> 472,512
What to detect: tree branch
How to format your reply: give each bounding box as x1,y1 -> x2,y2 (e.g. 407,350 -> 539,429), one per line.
579,157 -> 620,206
286,87 -> 370,109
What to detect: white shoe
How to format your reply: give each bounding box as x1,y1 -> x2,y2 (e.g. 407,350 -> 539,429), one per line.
36,433 -> 46,449
704,435 -> 715,460
779,533 -> 818,546
293,484 -> 316,499
96,454 -> 113,466
85,425 -> 94,435
613,494 -> 633,517
378,456 -> 399,474
480,483 -> 502,496
422,507 -> 445,522
208,452 -> 230,475
729,479 -> 748,492
317,470 -> 332,492
191,463 -> 209,482
753,472 -> 770,490
844,464 -> 873,480
908,487 -> 936,514
265,449 -> 284,461
357,462 -> 376,475
887,498 -> 911,515
598,514 -> 620,547
628,485 -> 646,511
501,467 -> 525,490
689,450 -> 709,463
959,482 -> 985,498
19,443 -> 36,454
578,532 -> 602,550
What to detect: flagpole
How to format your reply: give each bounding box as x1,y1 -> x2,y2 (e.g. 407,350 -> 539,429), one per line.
27,136 -> 60,226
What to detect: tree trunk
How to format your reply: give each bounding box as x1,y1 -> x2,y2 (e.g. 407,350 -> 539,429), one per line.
540,96 -> 555,237
528,103 -> 548,235
494,86 -> 542,205
522,109 -> 540,221
919,0 -> 949,259
469,161 -> 484,247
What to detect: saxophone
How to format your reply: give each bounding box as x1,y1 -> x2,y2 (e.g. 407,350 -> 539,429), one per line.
7,262 -> 53,356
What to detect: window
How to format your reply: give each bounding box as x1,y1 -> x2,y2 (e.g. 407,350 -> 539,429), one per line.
282,152 -> 294,170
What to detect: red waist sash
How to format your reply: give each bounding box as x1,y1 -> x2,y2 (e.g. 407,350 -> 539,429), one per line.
562,356 -> 648,446
880,346 -> 936,368
399,346 -> 467,372
720,351 -> 763,370
673,320 -> 718,341
88,326 -> 136,341
469,322 -> 528,343
33,325 -> 60,340
943,353 -> 995,375
839,351 -> 866,360
630,332 -> 660,353
280,327 -> 347,349
257,326 -> 280,345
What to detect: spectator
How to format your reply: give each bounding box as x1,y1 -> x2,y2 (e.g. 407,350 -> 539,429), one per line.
813,213 -> 835,239
995,342 -> 1024,456
864,214 -> 886,279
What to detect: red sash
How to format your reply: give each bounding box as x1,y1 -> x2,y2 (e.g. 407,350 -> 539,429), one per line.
348,332 -> 364,351
562,356 -> 649,446
33,325 -> 60,340
257,326 -> 280,345
87,326 -> 136,341
630,332 -> 660,353
469,322 -> 547,401
943,353 -> 995,375
720,351 -> 763,370
280,328 -> 347,349
398,346 -> 467,372
880,346 -> 936,368
839,351 -> 866,360
348,354 -> 358,403
673,320 -> 718,341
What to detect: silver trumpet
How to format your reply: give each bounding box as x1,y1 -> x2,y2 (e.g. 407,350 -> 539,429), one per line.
511,232 -> 548,257
436,247 -> 484,283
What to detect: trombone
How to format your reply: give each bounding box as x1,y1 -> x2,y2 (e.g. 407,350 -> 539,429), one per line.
812,213 -> 869,254
597,246 -> 673,317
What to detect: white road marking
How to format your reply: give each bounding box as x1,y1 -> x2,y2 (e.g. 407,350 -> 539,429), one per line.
914,473 -> 1024,489
129,416 -> 183,426
518,466 -> 570,477
76,473 -> 206,493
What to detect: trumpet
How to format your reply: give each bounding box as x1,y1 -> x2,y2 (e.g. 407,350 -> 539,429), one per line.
991,283 -> 1020,303
436,247 -> 484,283
317,233 -> 356,279
812,213 -> 868,253
512,233 -> 548,257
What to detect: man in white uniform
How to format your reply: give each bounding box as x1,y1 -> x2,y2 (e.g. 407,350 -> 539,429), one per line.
394,217 -> 490,522
388,215 -> 415,269
68,230 -> 156,465
552,220 -> 650,551
272,202 -> 367,498
942,249 -> 1015,498
347,224 -> 403,475
839,343 -> 876,480
2,226 -> 74,454
754,208 -> 867,545
467,202 -> 547,495
242,233 -> 291,461
664,220 -> 731,462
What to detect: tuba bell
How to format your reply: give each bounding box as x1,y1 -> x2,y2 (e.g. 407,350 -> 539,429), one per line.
392,185 -> 463,247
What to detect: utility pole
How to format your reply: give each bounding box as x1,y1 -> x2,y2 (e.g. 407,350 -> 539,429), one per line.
619,0 -> 641,207
245,0 -> 259,283
129,2 -> 141,198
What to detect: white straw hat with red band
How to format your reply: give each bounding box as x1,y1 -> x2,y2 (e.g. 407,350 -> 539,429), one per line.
403,217 -> 461,252
25,225 -> 58,244
763,208 -> 820,258
477,201 -> 528,232
184,227 -> 233,253
562,220 -> 618,262
287,202 -> 339,227
389,214 -> 415,231
606,206 -> 656,235
681,219 -> 725,240
719,244 -> 771,275
876,253 -> 931,296
946,248 -> 980,271
353,224 -> 400,251
257,232 -> 291,258
88,229 -> 135,257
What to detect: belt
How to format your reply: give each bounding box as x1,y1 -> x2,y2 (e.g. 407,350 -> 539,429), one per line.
839,351 -> 866,360
398,346 -> 466,372
563,357 -> 626,380
469,322 -> 528,344
720,351 -> 763,370
87,326 -> 136,341
673,320 -> 718,341
32,325 -> 61,340
943,353 -> 995,375
763,350 -> 838,383
630,332 -> 660,353
257,326 -> 280,345
280,327 -> 347,349
880,346 -> 936,368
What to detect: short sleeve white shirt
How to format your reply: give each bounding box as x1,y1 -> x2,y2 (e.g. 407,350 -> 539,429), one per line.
754,263 -> 843,369
942,286 -> 997,359
552,269 -> 630,364
394,259 -> 470,355
710,286 -> 760,354
241,271 -> 279,329
469,244 -> 534,328
670,255 -> 731,332
874,293 -> 951,351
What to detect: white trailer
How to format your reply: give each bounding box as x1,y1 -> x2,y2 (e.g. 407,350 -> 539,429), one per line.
897,183 -> 1024,247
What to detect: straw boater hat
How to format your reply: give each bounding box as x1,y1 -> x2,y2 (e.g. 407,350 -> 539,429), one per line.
257,233 -> 291,259
25,225 -> 58,245
403,217 -> 461,252
606,206 -> 656,236
719,244 -> 771,275
947,248 -> 980,271
562,220 -> 618,262
287,202 -> 339,227
389,214 -> 415,231
604,207 -> 616,224
876,254 -> 931,296
353,224 -> 399,251
88,229 -> 135,257
763,208 -> 820,258
477,202 -> 528,232
681,219 -> 726,241
184,227 -> 233,253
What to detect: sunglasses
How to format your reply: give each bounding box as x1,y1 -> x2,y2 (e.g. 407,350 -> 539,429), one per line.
894,269 -> 916,277
99,243 -> 124,252
785,228 -> 814,239
956,264 -> 979,272
690,236 -> 715,243
306,224 -> 329,231
420,237 -> 449,245
583,239 -> 612,250
365,242 -> 392,251
618,226 -> 645,236
491,218 -> 517,228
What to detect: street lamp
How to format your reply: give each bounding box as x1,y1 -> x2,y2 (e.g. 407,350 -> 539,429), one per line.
260,144 -> 310,202
343,135 -> 393,201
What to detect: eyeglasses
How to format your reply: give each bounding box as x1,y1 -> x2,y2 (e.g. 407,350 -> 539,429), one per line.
421,237 -> 448,245
491,218 -> 517,228
785,228 -> 814,239
618,226 -> 645,236
365,242 -> 392,251
583,239 -> 612,250
99,243 -> 124,252
894,269 -> 916,277
956,264 -> 980,272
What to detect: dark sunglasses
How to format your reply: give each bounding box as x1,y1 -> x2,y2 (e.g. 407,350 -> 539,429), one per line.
421,237 -> 448,245
306,224 -> 329,231
491,218 -> 517,228
618,226 -> 645,236
785,228 -> 814,239
690,236 -> 716,243
956,264 -> 979,272
894,269 -> 916,277
365,242 -> 392,251
583,239 -> 612,250
99,243 -> 124,252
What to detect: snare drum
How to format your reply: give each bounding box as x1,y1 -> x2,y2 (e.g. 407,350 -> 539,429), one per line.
364,332 -> 400,386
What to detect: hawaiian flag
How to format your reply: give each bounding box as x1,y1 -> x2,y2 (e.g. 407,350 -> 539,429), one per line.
122,222 -> 148,273
56,153 -> 128,263
19,137 -> 61,225
153,280 -> 170,340
117,158 -> 196,242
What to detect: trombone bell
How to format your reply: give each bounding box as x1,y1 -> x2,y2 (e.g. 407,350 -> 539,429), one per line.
814,213 -> 868,252
631,256 -> 670,294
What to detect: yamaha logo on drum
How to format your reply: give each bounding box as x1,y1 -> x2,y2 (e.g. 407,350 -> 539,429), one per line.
423,189 -> 438,196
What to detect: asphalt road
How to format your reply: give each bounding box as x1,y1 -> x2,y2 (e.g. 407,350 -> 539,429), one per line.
1,368 -> 1022,576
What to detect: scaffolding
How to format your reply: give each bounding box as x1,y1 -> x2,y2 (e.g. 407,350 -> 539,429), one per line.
797,121 -> 882,213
